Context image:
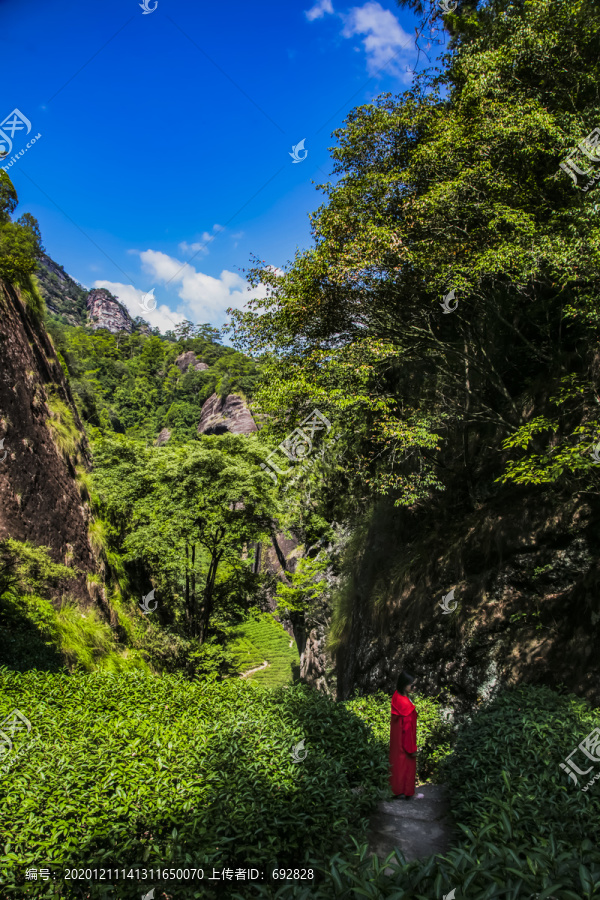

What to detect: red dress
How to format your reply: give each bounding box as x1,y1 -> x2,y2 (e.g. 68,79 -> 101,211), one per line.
389,690 -> 417,797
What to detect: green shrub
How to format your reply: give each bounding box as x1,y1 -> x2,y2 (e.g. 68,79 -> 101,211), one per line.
0,674 -> 388,898
249,685 -> 600,899
229,612 -> 300,687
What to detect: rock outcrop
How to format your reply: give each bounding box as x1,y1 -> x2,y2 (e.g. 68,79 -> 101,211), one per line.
35,253 -> 88,326
175,351 -> 209,373
86,289 -> 133,334
0,279 -> 99,603
155,427 -> 171,446
197,393 -> 257,436
303,492 -> 600,711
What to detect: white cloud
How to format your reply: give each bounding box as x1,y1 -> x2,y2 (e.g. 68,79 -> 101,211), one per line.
93,280 -> 187,334
96,248 -> 274,335
341,2 -> 414,80
178,224 -> 225,258
139,249 -> 266,326
305,0 -> 334,20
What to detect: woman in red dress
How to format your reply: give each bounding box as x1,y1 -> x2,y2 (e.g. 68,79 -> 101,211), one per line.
389,670 -> 418,799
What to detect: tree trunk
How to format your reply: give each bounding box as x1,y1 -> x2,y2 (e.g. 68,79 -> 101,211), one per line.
185,543 -> 190,629
199,551 -> 222,644
191,544 -> 196,637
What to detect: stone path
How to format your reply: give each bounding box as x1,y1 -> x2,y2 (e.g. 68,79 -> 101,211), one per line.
240,660 -> 270,678
368,783 -> 454,867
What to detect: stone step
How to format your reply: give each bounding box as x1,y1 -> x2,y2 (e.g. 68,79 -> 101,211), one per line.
368,782 -> 455,867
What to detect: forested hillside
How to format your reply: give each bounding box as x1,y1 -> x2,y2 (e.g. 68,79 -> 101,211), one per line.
48,320 -> 259,442
1,0 -> 600,896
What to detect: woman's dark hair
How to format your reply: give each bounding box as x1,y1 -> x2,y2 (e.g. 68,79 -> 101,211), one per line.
396,670 -> 415,694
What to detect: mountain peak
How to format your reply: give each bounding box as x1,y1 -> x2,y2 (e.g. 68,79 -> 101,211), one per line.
86,288 -> 133,334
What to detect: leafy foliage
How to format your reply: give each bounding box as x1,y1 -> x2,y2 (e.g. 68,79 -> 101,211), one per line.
45,320 -> 260,444
228,0 -> 600,510
230,611 -> 300,686
0,540 -> 148,674
275,555 -> 328,618
0,173 -> 43,289
91,434 -> 279,642
248,686 -> 600,900
0,674 -> 390,898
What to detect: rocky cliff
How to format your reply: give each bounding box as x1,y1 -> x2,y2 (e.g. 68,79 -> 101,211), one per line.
300,488 -> 600,712
0,279 -> 100,603
35,253 -> 88,325
175,351 -> 209,373
197,393 -> 257,436
35,254 -> 137,334
86,288 -> 133,334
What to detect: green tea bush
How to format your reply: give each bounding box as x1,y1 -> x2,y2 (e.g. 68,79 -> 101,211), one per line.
2,675 -> 598,900
0,672 -> 388,899
248,685 -> 600,900
230,613 -> 300,687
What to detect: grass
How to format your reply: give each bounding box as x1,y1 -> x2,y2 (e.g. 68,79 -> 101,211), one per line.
0,589 -> 150,675
229,612 -> 299,686
44,388 -> 81,459
53,600 -> 150,673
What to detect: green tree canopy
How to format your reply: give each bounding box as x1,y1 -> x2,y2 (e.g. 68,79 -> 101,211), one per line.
228,0 -> 600,506
92,434 -> 279,641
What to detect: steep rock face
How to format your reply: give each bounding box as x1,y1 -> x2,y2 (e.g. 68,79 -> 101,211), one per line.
86,289 -> 133,334
254,531 -> 301,638
304,491 -> 600,711
175,351 -> 209,373
35,253 -> 88,325
301,612 -> 336,696
0,279 -> 99,603
197,393 -> 257,436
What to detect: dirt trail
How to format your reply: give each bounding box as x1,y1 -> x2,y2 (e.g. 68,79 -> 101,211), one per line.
240,660 -> 270,678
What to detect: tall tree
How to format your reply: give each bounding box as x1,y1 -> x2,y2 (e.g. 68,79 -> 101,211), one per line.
92,434 -> 278,642
228,0 -> 600,506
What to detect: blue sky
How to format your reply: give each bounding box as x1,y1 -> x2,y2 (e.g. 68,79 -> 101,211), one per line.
1,0 -> 442,334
